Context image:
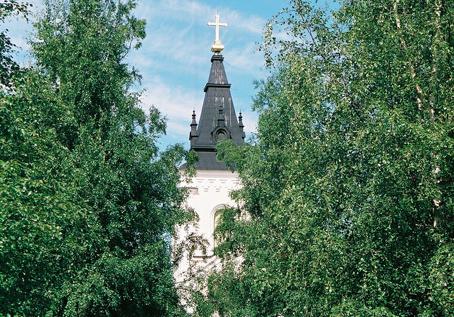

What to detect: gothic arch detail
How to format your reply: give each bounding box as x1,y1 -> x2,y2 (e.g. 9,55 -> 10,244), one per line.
212,204 -> 229,247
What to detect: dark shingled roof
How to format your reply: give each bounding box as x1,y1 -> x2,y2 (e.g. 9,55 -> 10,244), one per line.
189,53 -> 245,170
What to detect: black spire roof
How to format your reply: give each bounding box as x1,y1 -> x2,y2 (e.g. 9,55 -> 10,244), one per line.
189,53 -> 245,170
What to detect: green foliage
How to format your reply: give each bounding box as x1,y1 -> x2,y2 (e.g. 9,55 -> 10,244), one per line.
0,1 -> 30,88
205,0 -> 453,316
0,0 -> 188,316
330,301 -> 397,317
429,243 -> 454,315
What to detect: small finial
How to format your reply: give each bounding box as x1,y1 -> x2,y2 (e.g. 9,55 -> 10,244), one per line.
208,14 -> 228,53
191,110 -> 197,126
238,112 -> 245,139
190,110 -> 198,141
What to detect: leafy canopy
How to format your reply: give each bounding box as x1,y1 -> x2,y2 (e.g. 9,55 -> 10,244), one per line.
202,0 -> 453,316
0,0 -> 188,316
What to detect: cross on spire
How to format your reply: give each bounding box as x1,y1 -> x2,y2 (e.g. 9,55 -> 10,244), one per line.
208,14 -> 227,53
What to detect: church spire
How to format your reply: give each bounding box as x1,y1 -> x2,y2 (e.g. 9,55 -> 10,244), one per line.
188,15 -> 244,170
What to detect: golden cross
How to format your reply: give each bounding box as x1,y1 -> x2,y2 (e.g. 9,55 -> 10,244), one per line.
208,14 -> 228,53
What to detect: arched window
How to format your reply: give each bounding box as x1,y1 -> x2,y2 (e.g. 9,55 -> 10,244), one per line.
214,208 -> 223,229
215,129 -> 228,142
212,204 -> 228,247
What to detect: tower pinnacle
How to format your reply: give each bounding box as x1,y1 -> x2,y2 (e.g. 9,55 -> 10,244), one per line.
187,16 -> 243,170
208,14 -> 227,53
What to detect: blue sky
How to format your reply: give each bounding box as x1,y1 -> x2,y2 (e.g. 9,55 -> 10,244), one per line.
128,0 -> 286,148
4,0 -> 334,149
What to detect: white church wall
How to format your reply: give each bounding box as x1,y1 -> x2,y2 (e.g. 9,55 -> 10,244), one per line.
173,169 -> 241,311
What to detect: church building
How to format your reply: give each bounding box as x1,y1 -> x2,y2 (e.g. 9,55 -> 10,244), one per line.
173,14 -> 244,308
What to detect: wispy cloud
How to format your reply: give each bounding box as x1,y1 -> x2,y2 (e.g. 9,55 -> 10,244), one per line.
242,114 -> 258,135
4,0 -> 264,146
224,43 -> 265,77
136,22 -> 207,68
131,0 -> 265,141
140,76 -> 258,138
136,0 -> 266,35
132,0 -> 267,70
140,76 -> 202,122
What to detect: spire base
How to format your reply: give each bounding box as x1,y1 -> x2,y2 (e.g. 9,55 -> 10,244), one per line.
211,41 -> 224,53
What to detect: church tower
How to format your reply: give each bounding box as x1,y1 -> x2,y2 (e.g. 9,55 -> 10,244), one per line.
189,44 -> 245,166
174,14 -> 244,308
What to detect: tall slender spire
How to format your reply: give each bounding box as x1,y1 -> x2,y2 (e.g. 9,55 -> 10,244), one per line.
188,16 -> 244,170
191,54 -> 243,150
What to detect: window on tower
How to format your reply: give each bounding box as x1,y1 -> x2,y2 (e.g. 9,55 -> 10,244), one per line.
216,130 -> 228,142
213,204 -> 228,247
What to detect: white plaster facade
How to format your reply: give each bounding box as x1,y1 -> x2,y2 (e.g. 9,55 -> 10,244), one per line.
173,169 -> 241,310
